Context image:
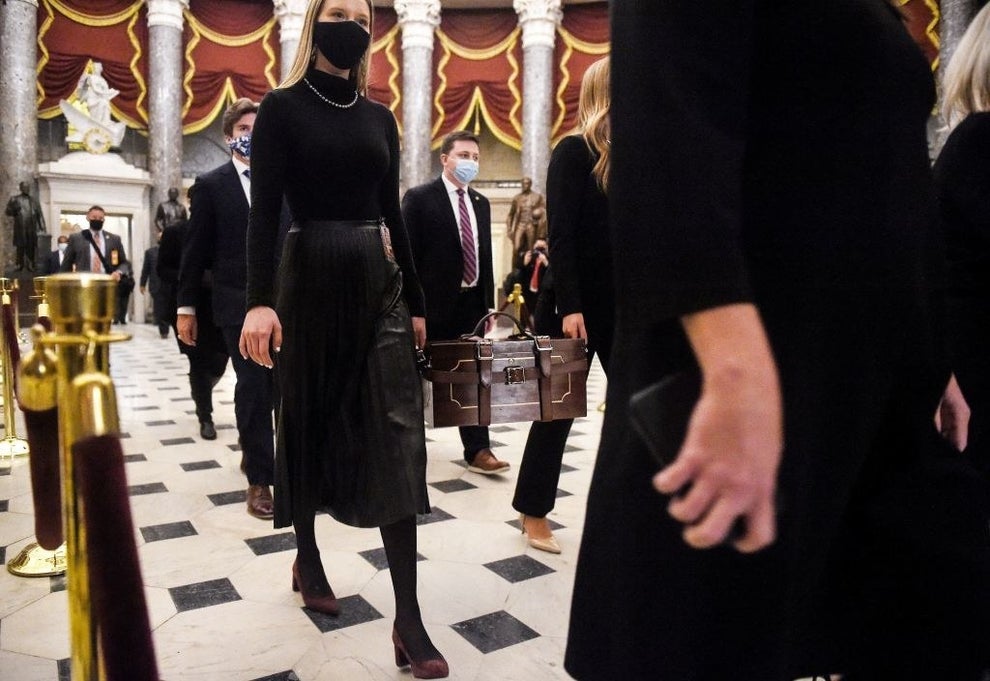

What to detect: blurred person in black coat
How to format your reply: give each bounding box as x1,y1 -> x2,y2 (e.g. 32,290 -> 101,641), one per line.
565,3 -> 990,680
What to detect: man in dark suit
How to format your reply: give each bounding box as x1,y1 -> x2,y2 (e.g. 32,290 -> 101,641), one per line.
140,230 -> 168,337
158,216 -> 228,442
176,97 -> 276,520
42,235 -> 69,275
60,205 -> 129,282
403,130 -> 510,475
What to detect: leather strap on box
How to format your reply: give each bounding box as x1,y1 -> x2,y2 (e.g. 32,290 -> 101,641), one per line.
477,339 -> 493,426
534,336 -> 553,420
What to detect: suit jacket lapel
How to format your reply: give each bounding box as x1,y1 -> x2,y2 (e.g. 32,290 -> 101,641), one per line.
433,178 -> 460,248
222,162 -> 249,214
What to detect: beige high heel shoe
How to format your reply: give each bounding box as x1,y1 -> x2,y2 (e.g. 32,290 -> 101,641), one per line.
519,514 -> 561,554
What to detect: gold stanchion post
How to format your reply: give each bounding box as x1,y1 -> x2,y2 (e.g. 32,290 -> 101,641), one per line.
0,277 -> 29,459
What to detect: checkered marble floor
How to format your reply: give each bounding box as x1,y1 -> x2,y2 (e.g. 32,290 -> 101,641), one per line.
0,322 -> 607,681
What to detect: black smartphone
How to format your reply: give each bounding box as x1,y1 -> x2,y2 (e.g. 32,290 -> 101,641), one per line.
628,369 -> 701,468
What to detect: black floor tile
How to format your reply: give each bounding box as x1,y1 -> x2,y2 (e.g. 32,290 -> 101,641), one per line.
141,520 -> 197,543
559,463 -> 578,473
171,397 -> 194,402
0,499 -> 7,512
488,426 -> 516,433
429,479 -> 477,494
358,547 -> 426,571
156,386 -> 181,391
216,424 -> 236,430
507,516 -> 564,532
169,577 -> 241,612
484,555 -> 555,583
128,482 -> 168,496
161,437 -> 195,446
555,488 -> 572,499
145,419 -> 176,426
124,454 -> 147,463
0,467 -> 10,476
303,594 -> 383,633
451,610 -> 539,653
416,506 -> 455,525
119,432 -> 131,439
249,672 -> 300,681
208,490 -> 246,506
50,574 -> 66,593
245,532 -> 296,556
132,406 -> 159,412
0,546 -> 5,565
563,444 -> 583,453
180,460 -> 221,472
227,443 -> 242,451
57,658 -> 70,681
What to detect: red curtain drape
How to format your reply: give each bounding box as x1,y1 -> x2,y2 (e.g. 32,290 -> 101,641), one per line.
37,1 -> 940,145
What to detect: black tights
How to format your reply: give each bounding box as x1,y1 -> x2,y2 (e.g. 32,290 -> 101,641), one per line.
295,512 -> 440,661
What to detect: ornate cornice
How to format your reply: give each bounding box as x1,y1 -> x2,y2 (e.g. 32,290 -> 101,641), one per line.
395,0 -> 441,51
273,0 -> 308,44
147,0 -> 188,30
513,0 -> 562,49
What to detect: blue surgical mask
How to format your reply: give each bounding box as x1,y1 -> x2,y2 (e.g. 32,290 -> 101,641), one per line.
228,134 -> 251,159
452,159 -> 479,185
58,242 -> 68,254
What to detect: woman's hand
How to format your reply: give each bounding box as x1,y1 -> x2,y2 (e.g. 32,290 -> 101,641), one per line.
654,303 -> 782,553
411,316 -> 427,349
239,306 -> 282,369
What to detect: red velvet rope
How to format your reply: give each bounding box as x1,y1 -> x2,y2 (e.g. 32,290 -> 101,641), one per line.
24,409 -> 63,549
75,434 -> 159,681
2,300 -> 21,368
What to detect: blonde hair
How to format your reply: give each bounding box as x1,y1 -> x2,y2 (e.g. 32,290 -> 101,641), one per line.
578,57 -> 610,193
942,3 -> 990,128
279,0 -> 374,93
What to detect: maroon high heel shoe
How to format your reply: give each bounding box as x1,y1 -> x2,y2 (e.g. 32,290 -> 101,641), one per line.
392,625 -> 449,679
291,558 -> 339,615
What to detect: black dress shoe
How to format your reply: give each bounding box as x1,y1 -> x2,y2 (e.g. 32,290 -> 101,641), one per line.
200,421 -> 217,440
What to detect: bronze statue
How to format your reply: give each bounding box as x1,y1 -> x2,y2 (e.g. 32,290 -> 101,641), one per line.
154,187 -> 188,232
5,181 -> 46,271
506,177 -> 547,266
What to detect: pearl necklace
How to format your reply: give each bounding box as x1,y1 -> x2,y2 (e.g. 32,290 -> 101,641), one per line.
303,78 -> 359,109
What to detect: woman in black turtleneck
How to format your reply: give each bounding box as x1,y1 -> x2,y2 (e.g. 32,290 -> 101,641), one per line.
240,1 -> 446,677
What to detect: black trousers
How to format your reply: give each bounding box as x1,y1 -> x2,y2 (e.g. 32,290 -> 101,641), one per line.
427,286 -> 491,461
512,300 -> 612,517
222,325 -> 277,486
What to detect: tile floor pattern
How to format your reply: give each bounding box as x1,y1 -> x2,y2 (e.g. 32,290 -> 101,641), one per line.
0,323 -> 607,681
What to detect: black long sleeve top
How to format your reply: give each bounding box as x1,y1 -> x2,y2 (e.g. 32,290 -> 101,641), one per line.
246,68 -> 426,316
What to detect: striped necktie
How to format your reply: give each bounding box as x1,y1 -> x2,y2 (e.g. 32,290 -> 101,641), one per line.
457,189 -> 477,286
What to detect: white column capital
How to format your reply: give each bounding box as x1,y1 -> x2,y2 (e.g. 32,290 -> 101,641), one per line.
7,0 -> 39,8
147,0 -> 189,31
273,0 -> 309,45
395,0 -> 441,51
513,0 -> 562,50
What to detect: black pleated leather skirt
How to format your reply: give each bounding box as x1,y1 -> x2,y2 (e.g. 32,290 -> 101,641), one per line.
272,220 -> 429,528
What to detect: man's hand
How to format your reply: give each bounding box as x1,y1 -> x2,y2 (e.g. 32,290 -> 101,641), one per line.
177,313 -> 198,346
937,373 -> 970,452
561,313 -> 587,340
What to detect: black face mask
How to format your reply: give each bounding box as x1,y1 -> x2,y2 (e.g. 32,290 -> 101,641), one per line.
313,21 -> 370,71
89,219 -> 104,231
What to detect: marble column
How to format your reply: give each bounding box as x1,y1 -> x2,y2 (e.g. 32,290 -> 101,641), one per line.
274,0 -> 308,81
147,0 -> 188,224
933,0 -> 978,154
0,0 -> 40,271
514,0 -> 561,194
396,0 -> 441,190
